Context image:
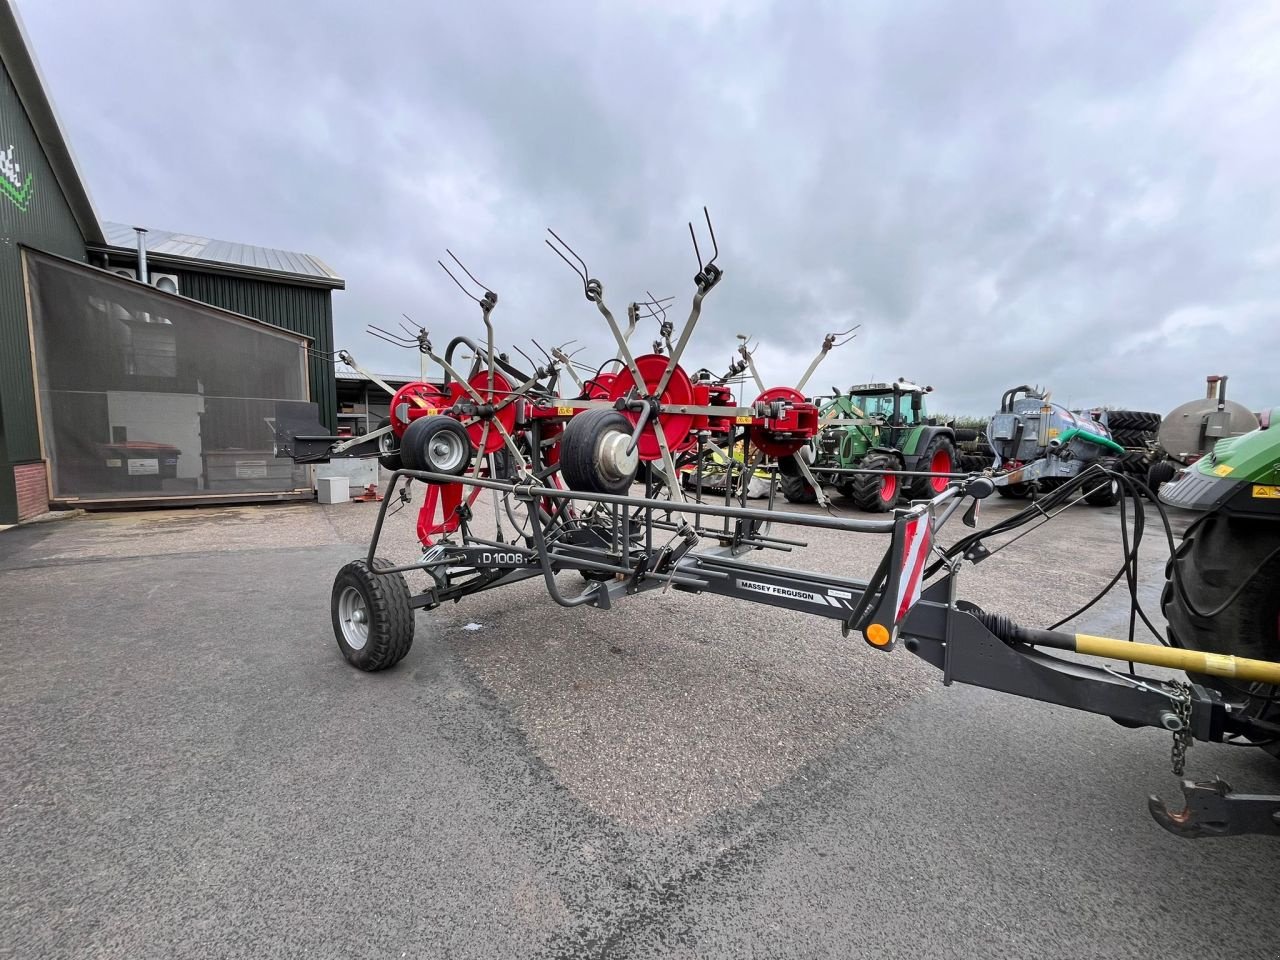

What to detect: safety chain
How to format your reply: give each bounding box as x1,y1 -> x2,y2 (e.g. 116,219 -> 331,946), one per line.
1169,680 -> 1193,776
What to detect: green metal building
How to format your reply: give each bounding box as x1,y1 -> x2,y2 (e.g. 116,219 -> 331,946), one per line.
0,2 -> 343,523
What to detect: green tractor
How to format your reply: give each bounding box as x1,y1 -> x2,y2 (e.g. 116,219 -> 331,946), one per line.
780,379 -> 961,512
1160,407 -> 1280,753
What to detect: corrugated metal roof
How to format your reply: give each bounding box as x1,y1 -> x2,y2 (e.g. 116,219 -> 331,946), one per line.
335,365 -> 421,384
101,221 -> 342,284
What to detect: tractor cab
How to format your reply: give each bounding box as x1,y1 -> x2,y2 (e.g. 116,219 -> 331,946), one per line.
847,379 -> 934,445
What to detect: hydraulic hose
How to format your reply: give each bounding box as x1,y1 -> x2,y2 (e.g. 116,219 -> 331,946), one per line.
1057,427 -> 1125,454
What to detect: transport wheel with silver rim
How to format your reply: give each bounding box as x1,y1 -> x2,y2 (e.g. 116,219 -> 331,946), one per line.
376,417 -> 402,472
330,558 -> 415,671
401,415 -> 474,475
559,409 -> 639,494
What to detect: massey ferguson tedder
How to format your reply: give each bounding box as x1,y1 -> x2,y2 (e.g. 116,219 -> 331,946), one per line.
278,211 -> 1280,840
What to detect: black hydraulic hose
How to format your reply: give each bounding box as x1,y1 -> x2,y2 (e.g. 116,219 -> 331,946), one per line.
443,335 -> 537,386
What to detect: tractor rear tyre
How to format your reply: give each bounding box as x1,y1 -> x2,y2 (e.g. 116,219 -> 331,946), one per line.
908,436 -> 955,501
778,454 -> 818,503
835,480 -> 856,499
852,453 -> 899,512
376,417 -> 403,472
559,409 -> 639,494
331,558 -> 416,671
1162,512 -> 1280,755
401,415 -> 473,475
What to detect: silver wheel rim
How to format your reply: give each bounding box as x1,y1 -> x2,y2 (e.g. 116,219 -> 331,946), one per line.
338,585 -> 370,650
596,428 -> 639,483
379,428 -> 397,456
428,430 -> 468,472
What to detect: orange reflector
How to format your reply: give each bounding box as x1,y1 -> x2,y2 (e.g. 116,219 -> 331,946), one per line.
866,623 -> 891,647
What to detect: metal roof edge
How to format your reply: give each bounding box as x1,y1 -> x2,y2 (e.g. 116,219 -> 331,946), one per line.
88,242 -> 347,290
0,1 -> 104,244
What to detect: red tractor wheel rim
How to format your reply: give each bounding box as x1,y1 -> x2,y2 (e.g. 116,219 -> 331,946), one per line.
606,355 -> 696,462
929,449 -> 952,493
881,472 -> 898,503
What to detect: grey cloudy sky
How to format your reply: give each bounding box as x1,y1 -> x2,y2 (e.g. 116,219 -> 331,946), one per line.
20,0 -> 1280,415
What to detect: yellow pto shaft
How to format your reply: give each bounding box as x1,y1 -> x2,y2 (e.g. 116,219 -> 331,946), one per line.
1074,633 -> 1280,686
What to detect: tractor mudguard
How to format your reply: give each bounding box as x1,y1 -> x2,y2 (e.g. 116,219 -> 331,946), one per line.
901,426 -> 955,470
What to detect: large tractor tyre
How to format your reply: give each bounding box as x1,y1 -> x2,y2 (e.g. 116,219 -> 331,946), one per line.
331,558 -> 416,671
1147,460 -> 1177,496
1083,472 -> 1122,506
996,482 -> 1033,500
1109,428 -> 1154,449
1107,410 -> 1162,433
559,409 -> 639,495
908,436 -> 956,501
401,415 -> 474,475
852,453 -> 900,512
835,480 -> 856,499
375,417 -> 403,472
1162,513 -> 1280,754
953,428 -> 980,443
778,454 -> 818,504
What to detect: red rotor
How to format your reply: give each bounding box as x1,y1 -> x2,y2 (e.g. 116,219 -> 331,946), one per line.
606,354 -> 696,462
749,386 -> 819,458
389,382 -> 450,437
447,371 -> 517,455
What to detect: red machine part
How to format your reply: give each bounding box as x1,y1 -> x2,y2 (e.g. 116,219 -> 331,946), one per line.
416,481 -> 485,546
606,354 -> 698,462
445,371 -> 517,455
749,386 -> 820,458
389,382 -> 450,438
583,372 -> 618,400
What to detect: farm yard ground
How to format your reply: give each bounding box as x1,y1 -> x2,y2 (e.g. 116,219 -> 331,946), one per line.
2,490 -> 1277,959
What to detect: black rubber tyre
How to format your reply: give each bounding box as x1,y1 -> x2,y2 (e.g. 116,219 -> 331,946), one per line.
908,435 -> 955,501
1162,513 -> 1280,754
559,409 -> 638,494
779,463 -> 817,504
1109,428 -> 1152,449
835,479 -> 856,499
996,482 -> 1033,499
1147,459 -> 1177,496
1107,410 -> 1162,433
852,453 -> 899,512
376,417 -> 403,472
953,428 -> 979,443
401,415 -> 473,475
331,558 -> 415,671
1083,472 -> 1122,506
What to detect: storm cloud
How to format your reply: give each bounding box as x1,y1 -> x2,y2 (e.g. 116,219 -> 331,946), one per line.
20,0 -> 1280,415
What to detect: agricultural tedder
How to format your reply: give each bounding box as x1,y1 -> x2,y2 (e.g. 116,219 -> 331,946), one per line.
278,213 -> 1280,840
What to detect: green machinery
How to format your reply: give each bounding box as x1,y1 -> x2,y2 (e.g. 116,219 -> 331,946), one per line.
781,379 -> 970,511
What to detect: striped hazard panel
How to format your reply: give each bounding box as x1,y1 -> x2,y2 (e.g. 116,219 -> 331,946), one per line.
860,512 -> 932,650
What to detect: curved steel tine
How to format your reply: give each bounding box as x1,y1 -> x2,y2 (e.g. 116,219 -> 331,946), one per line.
438,259 -> 482,305
367,323 -> 416,344
702,206 -> 719,267
689,221 -> 704,273
513,343 -> 540,372
530,338 -> 553,363
545,229 -> 592,297
446,249 -> 492,296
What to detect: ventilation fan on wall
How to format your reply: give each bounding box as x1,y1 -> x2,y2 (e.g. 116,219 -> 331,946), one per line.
111,266 -> 180,295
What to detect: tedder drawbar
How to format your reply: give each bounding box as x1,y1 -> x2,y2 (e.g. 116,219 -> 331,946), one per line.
280,211 -> 1280,840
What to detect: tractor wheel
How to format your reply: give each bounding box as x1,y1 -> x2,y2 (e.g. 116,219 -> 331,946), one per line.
331,558 -> 416,671
778,454 -> 818,504
852,453 -> 899,512
1083,472 -> 1122,506
953,428 -> 980,443
376,417 -> 402,472
835,480 -> 856,499
1147,460 -> 1177,497
1162,512 -> 1280,755
559,409 -> 639,494
996,482 -> 1033,499
908,436 -> 955,501
1107,410 -> 1162,433
401,415 -> 473,475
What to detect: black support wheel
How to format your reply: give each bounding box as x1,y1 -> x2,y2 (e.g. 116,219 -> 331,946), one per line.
1147,459 -> 1177,497
851,453 -> 899,512
376,417 -> 402,472
1083,471 -> 1122,506
331,558 -> 416,671
907,435 -> 955,501
559,409 -> 639,494
996,482 -> 1033,499
400,415 -> 473,475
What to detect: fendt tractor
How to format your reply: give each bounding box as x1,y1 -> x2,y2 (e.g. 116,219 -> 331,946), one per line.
985,385 -> 1161,503
781,380 -> 960,511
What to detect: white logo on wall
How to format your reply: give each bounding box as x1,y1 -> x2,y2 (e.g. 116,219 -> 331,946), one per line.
1,144 -> 34,212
